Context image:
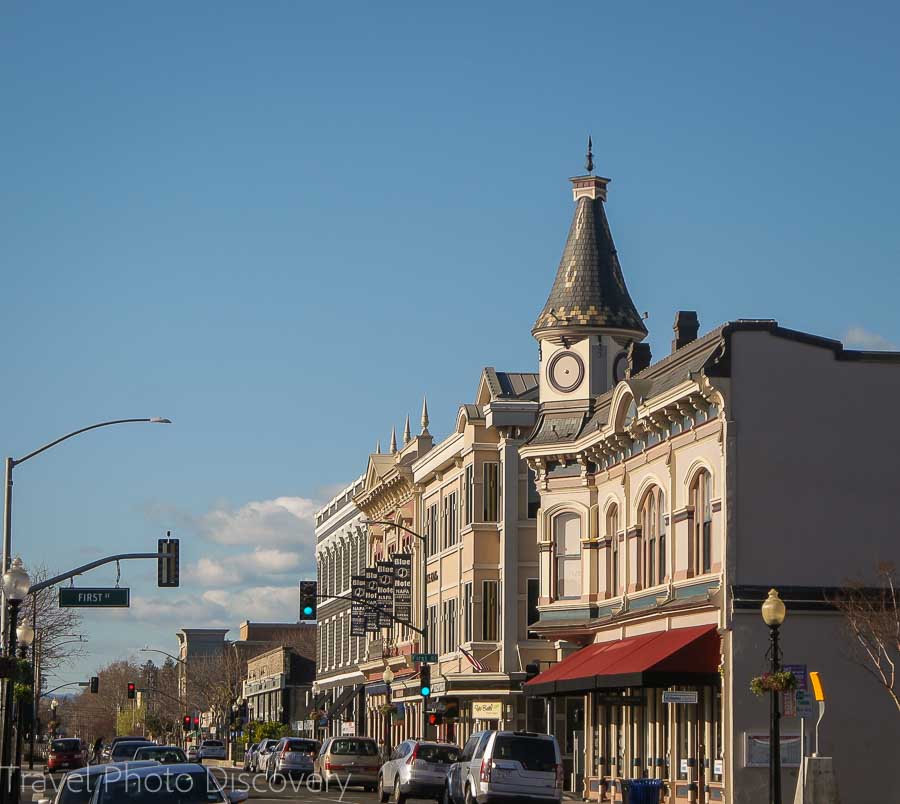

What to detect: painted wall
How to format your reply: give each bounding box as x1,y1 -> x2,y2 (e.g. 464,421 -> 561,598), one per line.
731,330 -> 900,585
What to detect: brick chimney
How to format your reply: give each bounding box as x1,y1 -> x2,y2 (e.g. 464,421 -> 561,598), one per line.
626,342 -> 652,377
672,311 -> 700,352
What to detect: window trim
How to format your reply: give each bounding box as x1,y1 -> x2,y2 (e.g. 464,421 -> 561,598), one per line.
553,511 -> 582,600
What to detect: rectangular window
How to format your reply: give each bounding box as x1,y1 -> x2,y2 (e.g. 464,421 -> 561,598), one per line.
465,464 -> 474,525
482,580 -> 500,641
483,463 -> 500,522
446,491 -> 458,548
462,582 -> 473,643
526,578 -> 540,638
426,605 -> 438,655
447,597 -> 457,653
527,469 -> 540,518
426,502 -> 439,556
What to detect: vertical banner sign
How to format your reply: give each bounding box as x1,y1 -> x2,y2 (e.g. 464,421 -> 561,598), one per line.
376,560 -> 395,628
350,575 -> 367,637
364,568 -> 379,632
782,664 -> 807,719
393,554 -> 412,624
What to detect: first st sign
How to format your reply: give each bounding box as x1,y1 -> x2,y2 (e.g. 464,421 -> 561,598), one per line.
59,587 -> 130,608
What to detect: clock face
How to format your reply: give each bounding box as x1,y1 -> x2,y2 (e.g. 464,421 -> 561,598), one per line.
547,350 -> 585,393
613,352 -> 628,383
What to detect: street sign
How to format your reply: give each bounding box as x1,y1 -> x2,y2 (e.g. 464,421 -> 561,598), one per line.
59,587 -> 130,607
662,691 -> 698,705
412,653 -> 439,663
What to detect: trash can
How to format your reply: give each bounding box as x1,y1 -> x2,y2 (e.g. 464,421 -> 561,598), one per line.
622,778 -> 664,804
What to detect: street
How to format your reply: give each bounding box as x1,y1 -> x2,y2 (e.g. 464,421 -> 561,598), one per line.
20,766 -> 436,803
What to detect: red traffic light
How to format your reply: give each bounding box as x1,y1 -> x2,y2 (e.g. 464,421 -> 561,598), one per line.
193,716 -> 200,727
428,712 -> 443,726
183,715 -> 191,729
127,682 -> 136,699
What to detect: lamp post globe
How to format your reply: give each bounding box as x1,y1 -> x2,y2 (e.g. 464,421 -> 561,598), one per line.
382,667 -> 394,684
15,624 -> 34,649
1,557 -> 30,603
761,588 -> 786,627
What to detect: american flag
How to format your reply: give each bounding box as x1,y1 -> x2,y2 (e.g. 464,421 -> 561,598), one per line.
460,646 -> 487,672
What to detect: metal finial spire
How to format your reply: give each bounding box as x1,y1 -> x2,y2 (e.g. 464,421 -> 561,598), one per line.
586,136 -> 594,174
403,414 -> 412,445
375,439 -> 381,454
420,395 -> 430,436
389,426 -> 397,454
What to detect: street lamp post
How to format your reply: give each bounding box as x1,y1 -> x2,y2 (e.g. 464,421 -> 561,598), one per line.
761,588 -> 787,804
12,624 -> 32,803
0,559 -> 30,804
1,417 -> 171,647
382,666 -> 394,758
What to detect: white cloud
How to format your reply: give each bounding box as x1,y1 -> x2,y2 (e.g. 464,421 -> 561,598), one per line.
198,496 -> 319,547
201,585 -> 300,622
186,547 -> 312,588
192,557 -> 242,586
844,326 -> 897,351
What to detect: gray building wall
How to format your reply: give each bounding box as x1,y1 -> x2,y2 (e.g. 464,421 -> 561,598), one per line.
729,328 -> 900,803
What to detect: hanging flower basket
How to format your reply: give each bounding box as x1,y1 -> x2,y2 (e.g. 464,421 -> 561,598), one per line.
750,671 -> 797,697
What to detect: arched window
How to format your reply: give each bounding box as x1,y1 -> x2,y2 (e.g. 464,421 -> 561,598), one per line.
554,512 -> 582,600
606,505 -> 620,596
640,487 -> 666,588
691,470 -> 713,574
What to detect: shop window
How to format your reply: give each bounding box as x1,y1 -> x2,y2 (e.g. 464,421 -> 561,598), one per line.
526,578 -> 540,638
482,580 -> 500,641
553,512 -> 582,599
483,462 -> 500,522
426,605 -> 438,654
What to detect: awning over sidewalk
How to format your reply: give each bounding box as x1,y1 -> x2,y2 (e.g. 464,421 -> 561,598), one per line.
325,685 -> 358,720
524,624 -> 720,696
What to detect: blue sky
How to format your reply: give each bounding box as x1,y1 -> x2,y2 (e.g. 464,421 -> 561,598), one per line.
2,1 -> 898,684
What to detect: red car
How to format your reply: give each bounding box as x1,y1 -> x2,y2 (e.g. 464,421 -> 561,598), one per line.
47,738 -> 87,772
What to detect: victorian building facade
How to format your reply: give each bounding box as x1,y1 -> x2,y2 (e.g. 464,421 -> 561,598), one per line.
519,166 -> 900,804
313,476 -> 368,736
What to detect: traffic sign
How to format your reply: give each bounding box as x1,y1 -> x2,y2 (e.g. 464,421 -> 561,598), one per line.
59,587 -> 130,607
413,653 -> 438,663
662,691 -> 698,705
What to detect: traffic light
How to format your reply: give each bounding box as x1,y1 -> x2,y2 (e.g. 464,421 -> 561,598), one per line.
299,580 -> 317,621
158,534 -> 180,588
419,664 -> 431,698
127,682 -> 136,699
428,712 -> 443,726
89,677 -> 99,694
193,716 -> 200,727
183,715 -> 191,730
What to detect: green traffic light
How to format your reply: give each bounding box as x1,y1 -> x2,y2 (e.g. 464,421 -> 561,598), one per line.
303,606 -> 313,616
421,686 -> 431,696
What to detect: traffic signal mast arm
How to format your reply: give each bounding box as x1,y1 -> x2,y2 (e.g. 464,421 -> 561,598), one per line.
28,549 -> 176,594
314,591 -> 426,636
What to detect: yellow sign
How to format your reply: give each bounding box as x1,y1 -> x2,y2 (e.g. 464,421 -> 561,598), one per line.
809,671 -> 825,702
472,701 -> 503,720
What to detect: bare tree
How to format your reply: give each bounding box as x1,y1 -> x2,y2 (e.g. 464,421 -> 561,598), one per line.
19,566 -> 86,696
189,648 -> 245,731
834,563 -> 900,713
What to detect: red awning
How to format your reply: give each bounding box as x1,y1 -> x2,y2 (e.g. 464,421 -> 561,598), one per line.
525,624 -> 720,696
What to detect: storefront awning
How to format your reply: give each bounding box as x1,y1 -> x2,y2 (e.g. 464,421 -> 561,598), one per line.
524,624 -> 720,696
325,686 -> 357,720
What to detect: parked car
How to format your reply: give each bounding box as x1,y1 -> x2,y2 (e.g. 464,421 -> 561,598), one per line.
379,740 -> 460,803
198,739 -> 227,761
264,737 -> 320,780
36,762 -> 160,804
252,739 -> 280,772
132,745 -> 187,764
314,736 -> 381,792
442,731 -> 562,804
186,746 -> 198,762
108,740 -> 154,763
47,739 -> 88,773
242,743 -> 258,772
85,763 -> 248,804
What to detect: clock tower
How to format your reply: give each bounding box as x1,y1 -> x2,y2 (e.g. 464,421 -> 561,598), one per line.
533,145 -> 647,409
